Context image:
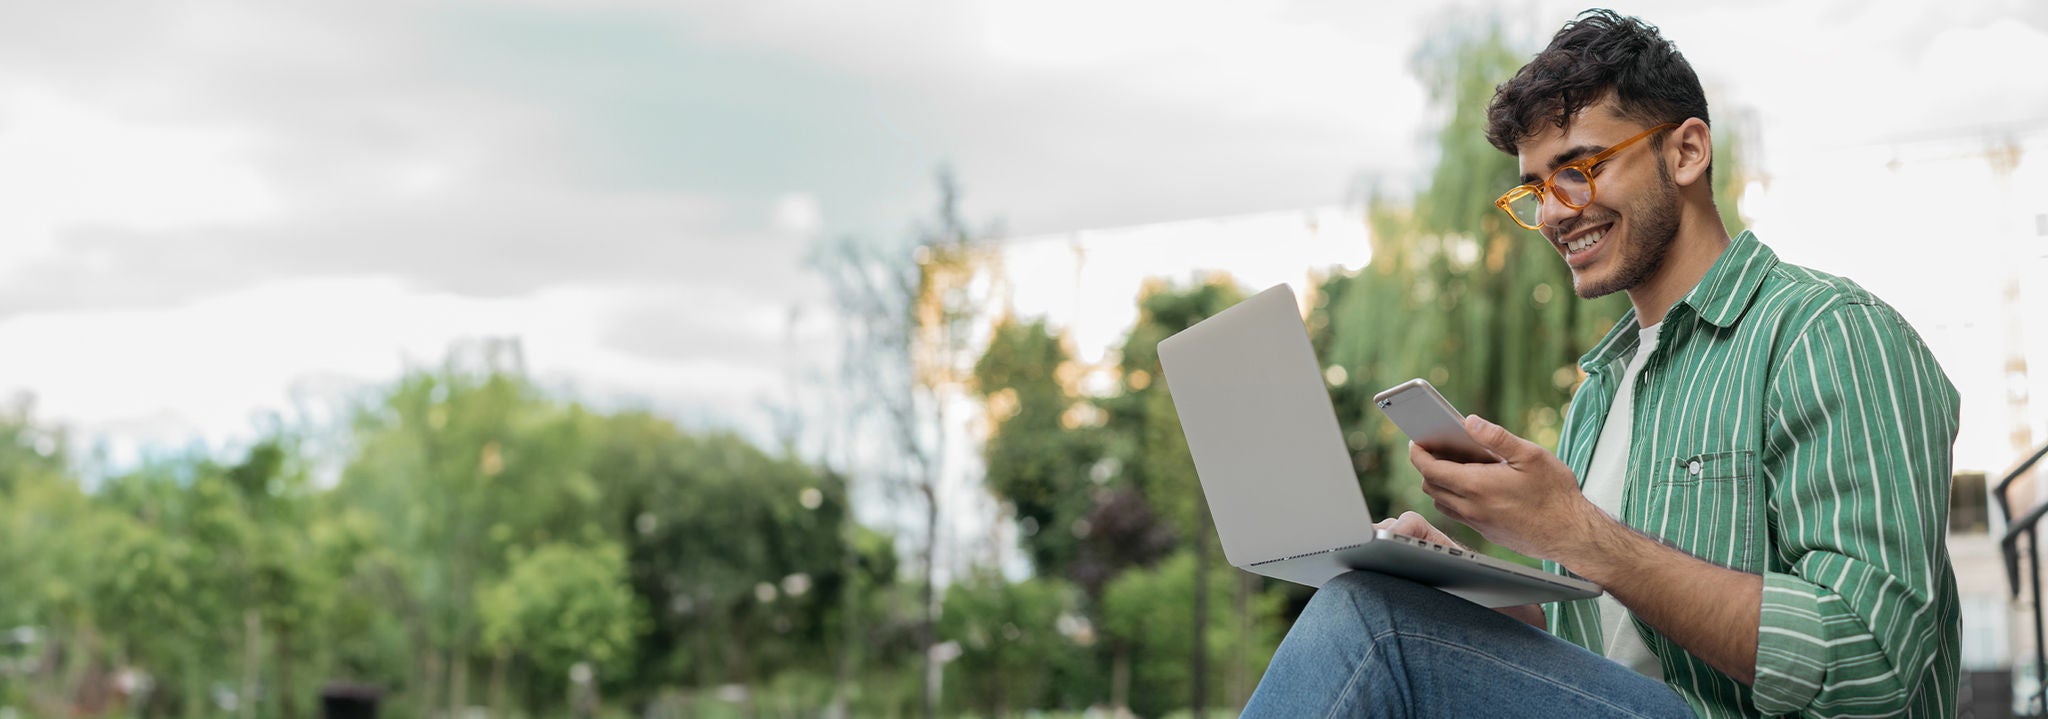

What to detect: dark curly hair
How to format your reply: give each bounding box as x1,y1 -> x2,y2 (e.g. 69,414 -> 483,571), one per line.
1485,9 -> 1709,162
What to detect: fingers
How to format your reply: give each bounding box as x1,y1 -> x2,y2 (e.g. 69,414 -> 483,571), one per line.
1410,439 -> 1504,534
1433,499 -> 1469,527
1407,441 -> 1456,478
1412,442 -> 1470,500
1380,511 -> 1447,547
1388,511 -> 1430,538
1380,509 -> 1474,552
1422,483 -> 1467,523
1462,414 -> 1533,462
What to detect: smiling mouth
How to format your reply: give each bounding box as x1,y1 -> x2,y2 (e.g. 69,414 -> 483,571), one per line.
1560,223 -> 1612,256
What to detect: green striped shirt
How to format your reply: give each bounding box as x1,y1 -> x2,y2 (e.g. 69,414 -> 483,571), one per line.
1543,231 -> 1961,718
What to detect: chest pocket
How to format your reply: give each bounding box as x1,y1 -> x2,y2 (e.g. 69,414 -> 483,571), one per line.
1634,449 -> 1763,571
1668,450 -> 1754,483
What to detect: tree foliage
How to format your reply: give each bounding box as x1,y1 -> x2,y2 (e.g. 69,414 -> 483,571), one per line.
937,574 -> 1088,716
1099,551 -> 1284,719
478,542 -> 641,679
0,350 -> 917,718
972,318 -> 1099,578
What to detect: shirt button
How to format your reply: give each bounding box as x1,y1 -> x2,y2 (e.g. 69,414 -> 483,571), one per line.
1687,460 -> 1703,476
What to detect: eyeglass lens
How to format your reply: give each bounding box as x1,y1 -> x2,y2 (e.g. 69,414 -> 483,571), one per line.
1507,166 -> 1595,229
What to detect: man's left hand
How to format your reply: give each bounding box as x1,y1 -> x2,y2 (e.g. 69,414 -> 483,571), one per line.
1408,415 -> 1607,562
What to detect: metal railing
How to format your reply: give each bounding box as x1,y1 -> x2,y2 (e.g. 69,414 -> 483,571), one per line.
1996,441 -> 2048,717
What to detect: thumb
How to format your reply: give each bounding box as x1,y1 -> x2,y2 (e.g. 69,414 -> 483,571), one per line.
1463,414 -> 1534,459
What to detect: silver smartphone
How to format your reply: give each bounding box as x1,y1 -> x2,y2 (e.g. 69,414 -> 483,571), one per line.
1372,378 -> 1502,463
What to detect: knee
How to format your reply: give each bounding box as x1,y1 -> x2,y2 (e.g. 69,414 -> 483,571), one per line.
1308,570 -> 1434,626
1321,570 -> 1434,605
1283,571 -> 1439,653
1323,569 -> 1384,593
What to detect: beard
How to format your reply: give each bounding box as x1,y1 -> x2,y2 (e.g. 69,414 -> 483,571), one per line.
1572,158 -> 1681,299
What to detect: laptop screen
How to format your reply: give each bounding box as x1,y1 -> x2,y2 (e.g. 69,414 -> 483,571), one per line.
1157,283 -> 1376,567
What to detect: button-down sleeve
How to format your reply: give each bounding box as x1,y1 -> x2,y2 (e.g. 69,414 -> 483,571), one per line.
1752,301 -> 1960,716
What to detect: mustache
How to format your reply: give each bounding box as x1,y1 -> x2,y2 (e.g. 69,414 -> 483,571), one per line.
1547,211 -> 1617,242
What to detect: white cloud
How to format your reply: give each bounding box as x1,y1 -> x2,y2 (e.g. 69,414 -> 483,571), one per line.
0,0 -> 2039,468
772,193 -> 824,236
0,88 -> 280,264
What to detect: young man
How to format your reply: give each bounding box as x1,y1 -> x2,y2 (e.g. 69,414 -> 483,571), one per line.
1244,10 -> 1961,718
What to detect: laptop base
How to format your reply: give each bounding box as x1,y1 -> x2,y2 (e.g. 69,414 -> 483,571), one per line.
1244,532 -> 1601,607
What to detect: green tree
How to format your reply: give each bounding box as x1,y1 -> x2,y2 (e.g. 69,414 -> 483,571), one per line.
0,404 -> 99,712
812,168 -> 1000,718
972,318 -> 1099,578
229,438 -> 327,719
0,347 -> 910,718
0,399 -> 65,499
478,541 -> 641,717
938,574 -> 1089,716
80,437 -> 329,719
587,411 -> 895,713
966,275 -> 1256,717
304,501 -> 417,709
1095,278 -> 1249,714
1100,550 -> 1284,719
333,339 -> 612,717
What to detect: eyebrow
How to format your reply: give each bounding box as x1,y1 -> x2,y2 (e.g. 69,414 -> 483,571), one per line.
1519,143 -> 1609,185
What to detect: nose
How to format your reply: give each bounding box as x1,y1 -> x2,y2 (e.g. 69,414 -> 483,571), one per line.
1538,190 -> 1582,233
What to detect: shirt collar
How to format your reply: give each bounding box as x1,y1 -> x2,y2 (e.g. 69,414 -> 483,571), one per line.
1679,230 -> 1775,329
1578,230 -> 1775,372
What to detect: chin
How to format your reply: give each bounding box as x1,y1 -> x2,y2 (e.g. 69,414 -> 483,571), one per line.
1569,265 -> 1629,300
1572,280 -> 1624,300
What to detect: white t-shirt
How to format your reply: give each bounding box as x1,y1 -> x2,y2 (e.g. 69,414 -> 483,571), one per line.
1580,321 -> 1663,678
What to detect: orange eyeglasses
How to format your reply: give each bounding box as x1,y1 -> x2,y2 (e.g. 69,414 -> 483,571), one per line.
1494,123 -> 1678,231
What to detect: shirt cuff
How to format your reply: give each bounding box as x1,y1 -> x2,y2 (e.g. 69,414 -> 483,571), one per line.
1752,571 -> 1828,714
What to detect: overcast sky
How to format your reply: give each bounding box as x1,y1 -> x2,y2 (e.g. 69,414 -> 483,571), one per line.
2,0 -> 2045,470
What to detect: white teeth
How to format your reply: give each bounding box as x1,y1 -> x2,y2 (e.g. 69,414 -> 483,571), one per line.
1567,228 -> 1606,254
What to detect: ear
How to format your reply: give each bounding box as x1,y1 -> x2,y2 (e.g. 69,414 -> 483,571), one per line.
1668,117 -> 1713,188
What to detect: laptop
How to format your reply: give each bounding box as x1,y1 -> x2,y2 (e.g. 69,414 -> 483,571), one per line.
1156,283 -> 1601,607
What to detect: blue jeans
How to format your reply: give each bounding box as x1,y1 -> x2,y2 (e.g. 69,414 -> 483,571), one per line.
1244,571 -> 1693,718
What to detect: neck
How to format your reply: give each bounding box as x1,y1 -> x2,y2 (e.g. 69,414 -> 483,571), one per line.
1624,201 -> 1731,327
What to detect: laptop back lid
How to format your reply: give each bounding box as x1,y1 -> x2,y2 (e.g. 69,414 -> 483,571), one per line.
1157,283 -> 1374,567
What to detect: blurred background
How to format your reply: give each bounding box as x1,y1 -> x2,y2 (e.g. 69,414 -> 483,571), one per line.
1,1 -> 2045,717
